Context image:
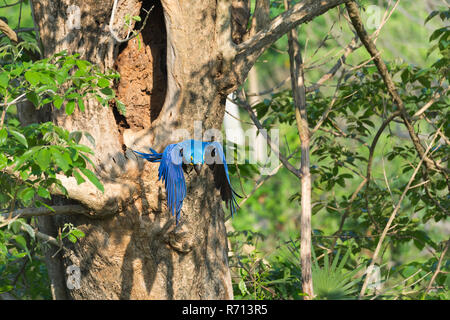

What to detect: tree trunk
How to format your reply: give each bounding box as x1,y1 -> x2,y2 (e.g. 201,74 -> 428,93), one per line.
25,0 -> 346,299
29,0 -> 233,300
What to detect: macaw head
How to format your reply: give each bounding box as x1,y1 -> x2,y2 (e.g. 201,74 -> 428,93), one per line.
179,139 -> 205,174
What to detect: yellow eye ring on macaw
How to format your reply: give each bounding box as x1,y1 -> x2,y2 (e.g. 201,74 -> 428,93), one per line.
133,139 -> 241,224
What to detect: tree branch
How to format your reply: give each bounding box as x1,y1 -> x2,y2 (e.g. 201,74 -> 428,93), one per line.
345,1 -> 449,178
306,37 -> 360,93
285,0 -> 313,299
359,127 -> 442,298
0,1 -> 21,9
231,0 -> 348,86
239,93 -> 302,179
108,0 -> 154,44
33,228 -> 61,247
0,18 -> 18,43
1,205 -> 88,219
237,0 -> 347,55
231,0 -> 250,44
422,239 -> 450,299
247,0 -> 271,39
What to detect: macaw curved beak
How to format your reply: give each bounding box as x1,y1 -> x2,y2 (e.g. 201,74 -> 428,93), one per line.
194,163 -> 202,175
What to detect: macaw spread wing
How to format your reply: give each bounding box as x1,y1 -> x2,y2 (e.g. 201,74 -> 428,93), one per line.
204,142 -> 241,216
159,144 -> 186,223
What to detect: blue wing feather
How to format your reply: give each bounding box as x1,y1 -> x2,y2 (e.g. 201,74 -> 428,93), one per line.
205,141 -> 241,217
133,149 -> 162,162
134,144 -> 186,223
159,144 -> 186,223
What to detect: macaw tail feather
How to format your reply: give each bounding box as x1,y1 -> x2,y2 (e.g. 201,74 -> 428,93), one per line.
133,149 -> 162,162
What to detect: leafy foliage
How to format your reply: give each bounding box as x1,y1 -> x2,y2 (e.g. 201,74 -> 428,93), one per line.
230,4 -> 449,300
311,246 -> 365,300
0,19 -> 121,298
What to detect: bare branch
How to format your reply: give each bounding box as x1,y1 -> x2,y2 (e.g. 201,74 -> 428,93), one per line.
232,0 -> 348,85
238,0 -> 347,55
33,228 -> 61,248
239,93 -> 302,179
285,0 -> 314,298
0,18 -> 18,43
227,147 -> 300,220
1,205 -> 88,219
0,0 -> 21,9
359,127 -> 442,298
231,0 -> 250,44
345,1 -> 449,177
413,86 -> 449,119
248,0 -> 271,38
108,0 -> 154,44
306,37 -> 360,93
247,36 -> 360,98
422,240 -> 450,299
0,27 -> 35,40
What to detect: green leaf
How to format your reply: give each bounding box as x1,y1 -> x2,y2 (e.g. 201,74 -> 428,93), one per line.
83,132 -> 96,147
77,98 -> 85,112
425,11 -> 440,24
24,71 -> 41,86
65,100 -> 76,115
8,220 -> 22,233
51,148 -> 70,172
76,60 -> 91,72
340,173 -> 353,179
74,144 -> 94,154
18,187 -> 35,202
73,170 -> 86,185
67,233 -> 77,243
56,68 -> 69,84
12,145 -> 33,168
80,167 -> 104,193
0,128 -> 7,145
75,60 -> 91,72
115,100 -> 126,116
35,200 -> 56,212
66,92 -> 81,100
14,252 -> 28,259
37,186 -> 51,199
9,129 -> 28,147
401,265 -> 418,278
0,285 -> 13,294
100,87 -> 114,98
36,148 -> 51,170
97,78 -> 110,88
0,72 -> 9,88
69,131 -> 82,143
430,27 -> 446,41
71,229 -> 85,239
53,96 -> 64,109
238,279 -> 250,296
0,153 -> 7,169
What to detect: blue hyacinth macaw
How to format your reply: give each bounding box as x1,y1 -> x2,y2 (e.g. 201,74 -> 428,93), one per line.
134,139 -> 241,223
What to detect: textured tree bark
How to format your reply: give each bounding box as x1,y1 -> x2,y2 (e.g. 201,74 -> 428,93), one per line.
29,0 -> 233,300
25,0 -> 345,299
285,0 -> 313,299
